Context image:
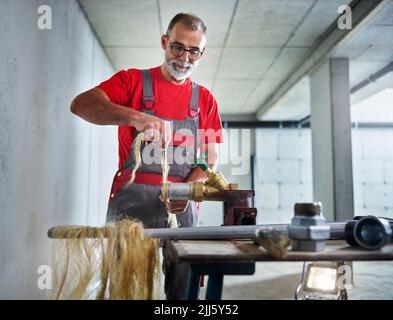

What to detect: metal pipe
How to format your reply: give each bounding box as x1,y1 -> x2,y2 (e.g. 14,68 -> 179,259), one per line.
48,222 -> 348,240
165,183 -> 193,201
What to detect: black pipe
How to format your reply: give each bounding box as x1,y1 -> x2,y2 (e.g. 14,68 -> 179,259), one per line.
221,120 -> 393,129
345,216 -> 392,250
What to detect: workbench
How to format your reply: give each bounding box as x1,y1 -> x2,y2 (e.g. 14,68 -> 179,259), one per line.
165,240 -> 393,300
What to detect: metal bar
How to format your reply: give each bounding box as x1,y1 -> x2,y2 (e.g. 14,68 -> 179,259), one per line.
221,120 -> 303,129
351,61 -> 393,94
48,222 -> 348,240
222,120 -> 393,129
187,270 -> 201,300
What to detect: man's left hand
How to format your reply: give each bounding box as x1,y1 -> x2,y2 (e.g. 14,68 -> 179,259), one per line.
165,200 -> 189,214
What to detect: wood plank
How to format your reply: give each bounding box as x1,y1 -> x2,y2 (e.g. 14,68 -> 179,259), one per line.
167,240 -> 393,263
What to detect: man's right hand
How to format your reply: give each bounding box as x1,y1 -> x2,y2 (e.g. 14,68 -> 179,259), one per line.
70,88 -> 172,148
134,112 -> 172,148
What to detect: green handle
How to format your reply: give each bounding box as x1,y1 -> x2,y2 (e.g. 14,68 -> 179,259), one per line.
194,152 -> 209,171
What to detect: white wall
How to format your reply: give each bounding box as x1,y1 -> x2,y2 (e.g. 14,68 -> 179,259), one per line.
352,128 -> 393,217
0,0 -> 116,298
198,128 -> 255,226
254,128 -> 393,224
254,129 -> 313,224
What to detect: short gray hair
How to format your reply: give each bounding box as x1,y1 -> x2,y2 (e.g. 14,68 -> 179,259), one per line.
166,13 -> 207,37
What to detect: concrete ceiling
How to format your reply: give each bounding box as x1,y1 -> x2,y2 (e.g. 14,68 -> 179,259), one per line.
78,0 -> 356,117
263,0 -> 393,121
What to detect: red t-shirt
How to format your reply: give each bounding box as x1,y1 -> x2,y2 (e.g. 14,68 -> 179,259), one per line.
97,66 -> 223,169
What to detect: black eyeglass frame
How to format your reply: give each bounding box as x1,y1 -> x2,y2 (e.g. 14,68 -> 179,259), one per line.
168,41 -> 204,60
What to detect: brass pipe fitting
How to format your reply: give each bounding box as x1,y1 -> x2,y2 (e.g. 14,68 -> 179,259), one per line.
161,181 -> 238,202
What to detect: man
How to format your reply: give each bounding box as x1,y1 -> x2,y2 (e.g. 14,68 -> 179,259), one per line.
70,13 -> 223,299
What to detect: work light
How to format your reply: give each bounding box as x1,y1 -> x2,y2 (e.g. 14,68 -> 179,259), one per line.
295,261 -> 351,300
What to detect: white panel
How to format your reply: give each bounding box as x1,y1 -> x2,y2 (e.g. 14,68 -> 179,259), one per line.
360,160 -> 384,184
256,130 -> 278,160
256,184 -> 279,209
278,160 -> 300,183
298,129 -> 312,159
280,184 -> 313,208
385,161 -> 393,183
383,133 -> 393,159
364,185 -> 393,208
352,155 -> 362,185
351,130 -> 362,160
278,130 -> 302,159
361,130 -> 385,160
255,128 -> 393,224
257,208 -> 293,224
363,207 -> 392,218
257,160 -> 281,184
254,160 -> 280,184
354,206 -> 370,216
258,139 -> 278,160
353,182 -> 364,209
299,160 -> 312,184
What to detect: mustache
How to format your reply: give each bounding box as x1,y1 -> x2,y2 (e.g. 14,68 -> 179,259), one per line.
170,60 -> 193,68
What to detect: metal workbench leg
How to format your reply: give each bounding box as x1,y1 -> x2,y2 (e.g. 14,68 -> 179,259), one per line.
187,268 -> 201,300
206,274 -> 224,300
186,262 -> 255,300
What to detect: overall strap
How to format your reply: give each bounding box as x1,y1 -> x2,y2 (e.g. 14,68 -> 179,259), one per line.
121,69 -> 153,169
142,69 -> 155,115
189,81 -> 199,118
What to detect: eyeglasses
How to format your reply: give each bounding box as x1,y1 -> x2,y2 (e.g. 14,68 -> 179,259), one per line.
169,41 -> 204,60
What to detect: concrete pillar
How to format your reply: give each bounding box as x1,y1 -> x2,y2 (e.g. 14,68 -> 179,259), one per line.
310,58 -> 354,222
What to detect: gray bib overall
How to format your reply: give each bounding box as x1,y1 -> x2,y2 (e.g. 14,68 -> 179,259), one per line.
106,70 -> 199,229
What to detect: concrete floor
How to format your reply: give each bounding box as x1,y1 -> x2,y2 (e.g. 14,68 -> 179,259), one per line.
158,259 -> 393,300
214,261 -> 393,300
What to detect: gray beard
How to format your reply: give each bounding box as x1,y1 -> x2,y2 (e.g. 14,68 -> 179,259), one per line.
165,59 -> 197,81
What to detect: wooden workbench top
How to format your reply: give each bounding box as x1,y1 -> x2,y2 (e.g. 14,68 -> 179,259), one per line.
166,240 -> 393,263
